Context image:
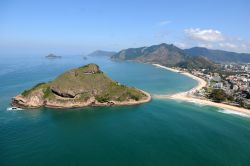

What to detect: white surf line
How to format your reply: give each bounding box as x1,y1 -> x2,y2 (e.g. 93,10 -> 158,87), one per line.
218,109 -> 250,118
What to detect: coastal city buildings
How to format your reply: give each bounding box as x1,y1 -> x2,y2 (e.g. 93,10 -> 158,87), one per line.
173,63 -> 250,109
190,64 -> 250,109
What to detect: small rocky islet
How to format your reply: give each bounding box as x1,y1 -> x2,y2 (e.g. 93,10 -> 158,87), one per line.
12,64 -> 151,108
45,53 -> 61,59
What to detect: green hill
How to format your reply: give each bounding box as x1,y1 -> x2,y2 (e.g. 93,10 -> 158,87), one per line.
112,43 -> 186,66
112,43 -> 215,69
176,56 -> 217,70
12,64 -> 150,108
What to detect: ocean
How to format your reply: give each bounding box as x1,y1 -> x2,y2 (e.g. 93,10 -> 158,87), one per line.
1,55 -> 250,166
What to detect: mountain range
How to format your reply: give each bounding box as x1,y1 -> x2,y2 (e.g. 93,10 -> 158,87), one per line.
111,43 -> 217,69
184,47 -> 250,63
111,43 -> 250,69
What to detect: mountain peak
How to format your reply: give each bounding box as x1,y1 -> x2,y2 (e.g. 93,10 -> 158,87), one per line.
112,43 -> 186,66
111,43 -> 217,69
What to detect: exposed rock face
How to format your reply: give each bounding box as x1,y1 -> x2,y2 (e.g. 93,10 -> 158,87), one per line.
12,64 -> 151,109
50,88 -> 75,98
12,89 -> 45,108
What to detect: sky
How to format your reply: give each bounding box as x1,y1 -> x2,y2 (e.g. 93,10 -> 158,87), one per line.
0,0 -> 250,55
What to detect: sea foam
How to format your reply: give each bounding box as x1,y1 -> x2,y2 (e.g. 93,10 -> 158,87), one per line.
6,107 -> 23,111
218,109 -> 250,118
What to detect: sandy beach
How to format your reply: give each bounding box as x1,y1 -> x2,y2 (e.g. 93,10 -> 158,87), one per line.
153,64 -> 250,116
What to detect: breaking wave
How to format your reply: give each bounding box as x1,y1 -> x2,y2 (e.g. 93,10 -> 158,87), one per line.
218,109 -> 250,118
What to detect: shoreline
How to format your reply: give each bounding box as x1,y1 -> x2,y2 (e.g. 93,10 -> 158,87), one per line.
153,64 -> 250,116
12,89 -> 151,109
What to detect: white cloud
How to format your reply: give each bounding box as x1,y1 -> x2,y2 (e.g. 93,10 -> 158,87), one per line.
241,44 -> 248,49
182,28 -> 250,53
157,20 -> 171,26
184,28 -> 224,42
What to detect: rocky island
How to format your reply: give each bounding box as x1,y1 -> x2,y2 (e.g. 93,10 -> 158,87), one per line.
12,64 -> 151,108
45,53 -> 61,59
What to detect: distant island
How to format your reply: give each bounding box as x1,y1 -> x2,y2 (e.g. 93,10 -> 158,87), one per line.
87,50 -> 116,57
45,53 -> 61,59
12,64 -> 151,108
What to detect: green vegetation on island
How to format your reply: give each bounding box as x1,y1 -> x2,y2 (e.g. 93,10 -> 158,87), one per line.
12,64 -> 150,108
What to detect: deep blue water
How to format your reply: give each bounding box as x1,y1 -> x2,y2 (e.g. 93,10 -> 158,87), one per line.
1,55 -> 250,166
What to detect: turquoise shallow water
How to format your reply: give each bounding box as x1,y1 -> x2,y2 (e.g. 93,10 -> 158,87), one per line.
1,55 -> 250,166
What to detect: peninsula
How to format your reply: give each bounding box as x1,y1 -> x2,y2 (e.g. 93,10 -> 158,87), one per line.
12,64 -> 151,108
